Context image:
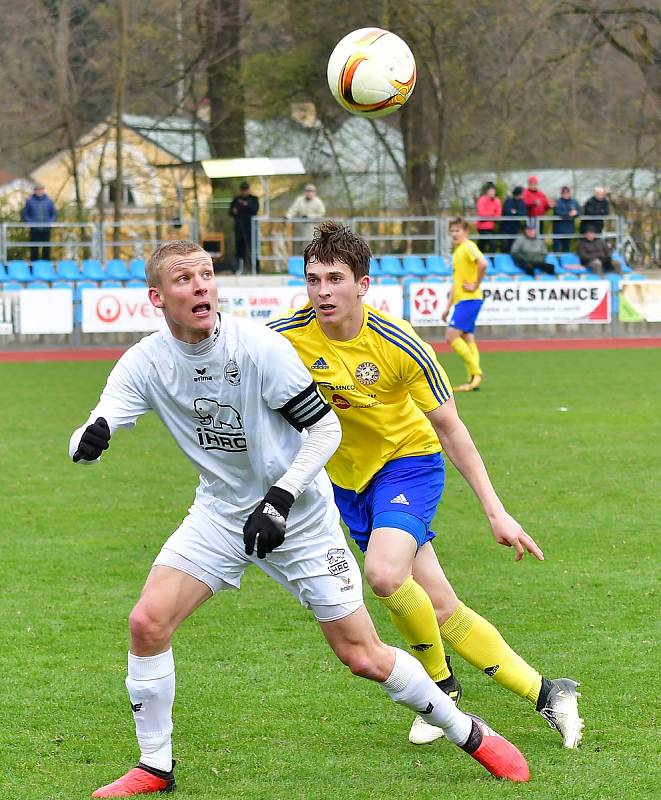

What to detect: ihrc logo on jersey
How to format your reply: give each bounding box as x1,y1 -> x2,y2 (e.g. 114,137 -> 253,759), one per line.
192,398 -> 247,452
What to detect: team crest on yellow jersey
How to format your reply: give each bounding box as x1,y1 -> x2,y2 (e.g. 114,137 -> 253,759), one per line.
355,361 -> 380,385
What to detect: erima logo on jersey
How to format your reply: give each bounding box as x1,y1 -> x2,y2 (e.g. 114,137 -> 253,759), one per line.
311,357 -> 329,370
390,493 -> 410,505
194,367 -> 213,383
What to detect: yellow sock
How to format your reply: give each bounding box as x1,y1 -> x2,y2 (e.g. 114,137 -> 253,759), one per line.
440,602 -> 542,704
377,576 -> 451,682
467,341 -> 482,375
450,337 -> 479,380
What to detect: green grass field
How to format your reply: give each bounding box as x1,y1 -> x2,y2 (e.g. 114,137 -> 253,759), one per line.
1,348 -> 659,800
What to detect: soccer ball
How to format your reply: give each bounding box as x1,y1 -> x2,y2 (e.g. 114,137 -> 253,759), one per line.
327,28 -> 416,118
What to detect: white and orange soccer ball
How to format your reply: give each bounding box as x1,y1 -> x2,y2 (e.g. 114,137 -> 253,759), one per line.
327,28 -> 416,118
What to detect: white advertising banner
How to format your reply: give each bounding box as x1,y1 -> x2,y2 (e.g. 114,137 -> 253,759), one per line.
409,281 -> 611,326
19,288 -> 74,334
81,288 -> 166,333
218,284 -> 404,322
81,284 -> 403,333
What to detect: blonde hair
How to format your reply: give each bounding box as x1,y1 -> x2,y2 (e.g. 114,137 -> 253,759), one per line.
145,240 -> 207,286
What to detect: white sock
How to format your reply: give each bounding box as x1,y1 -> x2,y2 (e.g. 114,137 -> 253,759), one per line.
381,648 -> 472,745
126,648 -> 175,771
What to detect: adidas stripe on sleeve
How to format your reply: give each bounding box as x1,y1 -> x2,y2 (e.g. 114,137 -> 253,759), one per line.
278,381 -> 331,432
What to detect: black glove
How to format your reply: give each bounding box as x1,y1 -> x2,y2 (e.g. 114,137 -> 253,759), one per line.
73,417 -> 111,462
243,486 -> 295,559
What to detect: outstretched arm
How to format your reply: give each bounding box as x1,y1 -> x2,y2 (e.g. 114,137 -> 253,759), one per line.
426,398 -> 544,562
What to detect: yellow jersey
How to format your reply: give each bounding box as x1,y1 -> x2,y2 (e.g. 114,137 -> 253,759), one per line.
268,303 -> 452,492
452,239 -> 484,303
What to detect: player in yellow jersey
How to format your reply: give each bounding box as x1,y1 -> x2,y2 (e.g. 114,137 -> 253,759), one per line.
441,217 -> 486,392
268,221 -> 583,749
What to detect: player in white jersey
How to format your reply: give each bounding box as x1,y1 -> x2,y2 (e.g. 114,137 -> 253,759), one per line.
71,241 -> 529,797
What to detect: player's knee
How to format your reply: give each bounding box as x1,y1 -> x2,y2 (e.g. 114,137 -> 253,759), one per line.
364,561 -> 406,598
128,605 -> 171,650
339,646 -> 384,681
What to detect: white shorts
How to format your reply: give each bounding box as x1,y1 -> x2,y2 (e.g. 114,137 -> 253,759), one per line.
153,502 -> 364,622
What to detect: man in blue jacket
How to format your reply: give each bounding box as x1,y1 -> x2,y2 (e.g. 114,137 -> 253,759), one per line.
21,184 -> 57,261
500,187 -> 528,252
552,186 -> 580,252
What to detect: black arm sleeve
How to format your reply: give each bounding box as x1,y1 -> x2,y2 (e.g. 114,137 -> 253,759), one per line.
278,381 -> 331,432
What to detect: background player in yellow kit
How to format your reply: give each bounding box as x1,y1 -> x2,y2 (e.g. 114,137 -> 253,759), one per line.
442,217 -> 487,392
269,221 -> 583,749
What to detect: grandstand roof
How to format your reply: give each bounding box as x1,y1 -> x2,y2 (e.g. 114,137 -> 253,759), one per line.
123,114 -> 211,164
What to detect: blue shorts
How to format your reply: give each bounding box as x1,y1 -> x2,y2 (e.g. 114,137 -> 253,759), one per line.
332,454 -> 445,553
450,299 -> 483,333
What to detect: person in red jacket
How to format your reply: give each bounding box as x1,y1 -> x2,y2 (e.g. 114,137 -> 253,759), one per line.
475,181 -> 502,253
522,176 -> 552,233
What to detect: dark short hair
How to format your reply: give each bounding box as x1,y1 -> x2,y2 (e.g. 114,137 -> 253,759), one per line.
303,220 -> 371,279
449,216 -> 470,231
512,186 -> 523,197
239,181 -> 250,189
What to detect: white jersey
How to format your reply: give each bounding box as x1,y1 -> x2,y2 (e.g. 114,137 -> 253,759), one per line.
71,313 -> 337,536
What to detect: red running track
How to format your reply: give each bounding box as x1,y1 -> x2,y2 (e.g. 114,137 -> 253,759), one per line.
1,337 -> 660,362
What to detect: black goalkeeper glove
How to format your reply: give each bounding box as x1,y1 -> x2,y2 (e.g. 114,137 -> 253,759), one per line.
243,486 -> 295,559
72,417 -> 111,462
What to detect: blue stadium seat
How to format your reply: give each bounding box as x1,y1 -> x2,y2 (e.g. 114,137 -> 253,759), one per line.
561,273 -> 579,281
425,276 -> 447,283
105,259 -> 131,281
82,259 -> 106,281
99,280 -> 123,289
611,251 -> 632,273
582,273 -> 601,281
380,256 -> 404,276
287,278 -> 305,286
518,274 -> 535,281
32,260 -> 57,282
126,279 -> 147,288
0,264 -> 8,283
402,256 -> 427,277
368,257 -> 382,277
57,260 -> 81,281
536,273 -> 556,281
493,254 -> 521,275
27,281 -> 50,289
484,256 -> 496,275
626,272 -> 644,280
426,256 -> 451,276
2,281 -> 22,292
545,255 -> 560,272
559,253 -> 587,273
129,258 -> 146,279
287,256 -> 305,277
379,276 -> 400,285
7,260 -> 34,283
492,274 -> 512,281
52,280 -> 75,289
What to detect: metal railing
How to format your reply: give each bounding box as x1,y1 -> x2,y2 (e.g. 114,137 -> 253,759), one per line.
0,219 -> 200,264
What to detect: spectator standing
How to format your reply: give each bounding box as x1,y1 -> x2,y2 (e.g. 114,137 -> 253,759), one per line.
286,183 -> 326,252
522,176 -> 551,233
500,187 -> 528,252
229,181 -> 259,273
580,187 -> 610,234
511,222 -> 554,277
21,183 -> 57,261
552,186 -> 580,253
475,181 -> 502,253
577,226 -> 622,274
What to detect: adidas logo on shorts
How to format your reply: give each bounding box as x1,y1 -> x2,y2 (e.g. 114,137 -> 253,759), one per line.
390,493 -> 410,505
